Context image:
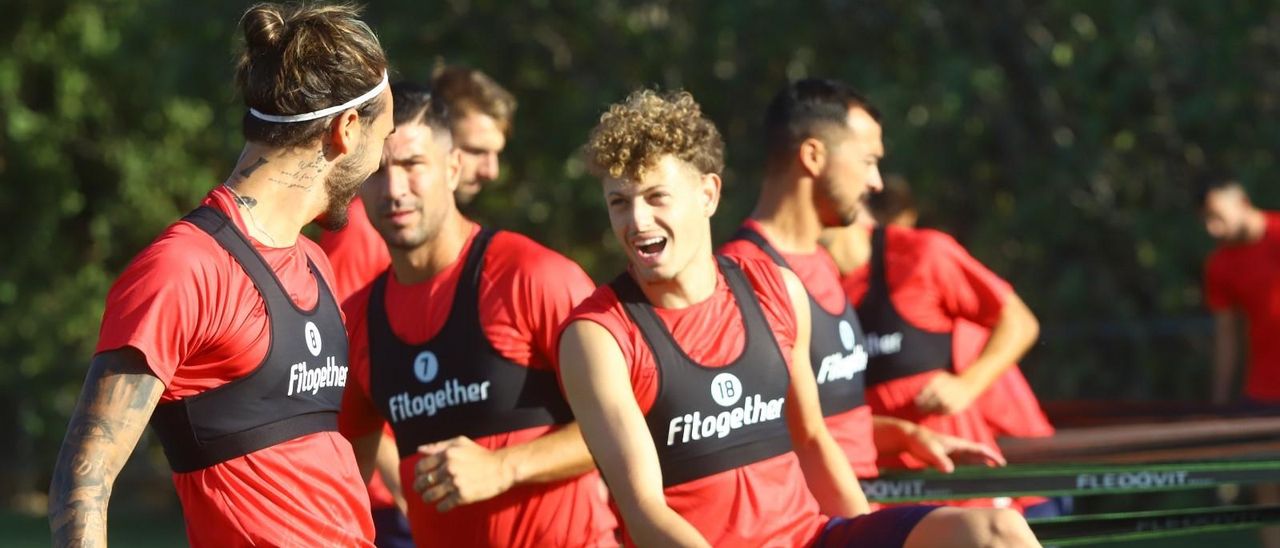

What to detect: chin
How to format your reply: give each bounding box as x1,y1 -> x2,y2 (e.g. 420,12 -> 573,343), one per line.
629,263 -> 676,284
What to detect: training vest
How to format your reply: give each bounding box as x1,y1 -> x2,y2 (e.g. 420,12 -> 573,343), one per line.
150,206 -> 350,473
367,228 -> 573,458
854,226 -> 953,386
613,257 -> 794,487
728,228 -> 867,414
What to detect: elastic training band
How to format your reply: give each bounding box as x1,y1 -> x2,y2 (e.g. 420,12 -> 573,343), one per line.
860,459 -> 1280,502
249,71 -> 389,123
1029,504 -> 1280,545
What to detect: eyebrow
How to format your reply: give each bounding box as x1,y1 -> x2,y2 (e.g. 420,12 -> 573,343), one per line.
391,154 -> 429,163
607,182 -> 667,198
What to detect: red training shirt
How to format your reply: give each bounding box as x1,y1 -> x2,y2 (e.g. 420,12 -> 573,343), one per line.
1204,211 -> 1280,402
565,256 -> 829,547
953,319 -> 1053,438
317,196 -> 392,303
339,224 -> 617,547
316,196 -> 397,510
718,220 -> 878,478
96,186 -> 374,547
841,226 -> 1009,507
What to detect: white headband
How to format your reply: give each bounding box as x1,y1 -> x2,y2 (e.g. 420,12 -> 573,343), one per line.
249,71 -> 389,123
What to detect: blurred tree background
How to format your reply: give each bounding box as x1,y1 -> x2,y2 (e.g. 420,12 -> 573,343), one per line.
3,0 -> 1279,514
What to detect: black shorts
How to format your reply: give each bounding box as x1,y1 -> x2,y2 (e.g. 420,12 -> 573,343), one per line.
813,505 -> 940,548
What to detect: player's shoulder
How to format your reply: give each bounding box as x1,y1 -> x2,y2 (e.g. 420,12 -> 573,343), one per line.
721,254 -> 795,302
1204,245 -> 1239,281
889,226 -> 963,262
487,229 -> 589,279
129,219 -> 231,277
569,280 -> 624,321
898,225 -> 959,249
717,237 -> 771,262
722,253 -> 784,282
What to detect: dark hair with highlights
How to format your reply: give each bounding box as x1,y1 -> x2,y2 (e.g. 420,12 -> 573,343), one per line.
763,78 -> 879,169
235,2 -> 388,148
584,89 -> 724,182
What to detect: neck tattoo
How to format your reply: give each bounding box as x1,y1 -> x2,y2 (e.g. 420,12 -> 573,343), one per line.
223,183 -> 277,247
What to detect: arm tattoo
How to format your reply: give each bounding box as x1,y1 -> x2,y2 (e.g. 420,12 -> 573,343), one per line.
48,349 -> 164,547
233,195 -> 258,208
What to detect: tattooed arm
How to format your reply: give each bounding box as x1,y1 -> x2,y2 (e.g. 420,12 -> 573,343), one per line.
48,347 -> 165,547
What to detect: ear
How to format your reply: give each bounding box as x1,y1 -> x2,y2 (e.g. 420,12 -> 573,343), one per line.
797,137 -> 827,179
699,172 -> 722,218
326,109 -> 363,157
446,147 -> 463,192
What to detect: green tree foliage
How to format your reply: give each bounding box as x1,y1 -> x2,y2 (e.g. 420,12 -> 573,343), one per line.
3,0 -> 1278,499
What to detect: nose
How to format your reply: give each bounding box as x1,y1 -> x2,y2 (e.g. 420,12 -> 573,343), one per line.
628,198 -> 656,230
477,153 -> 500,182
385,165 -> 410,198
867,166 -> 885,193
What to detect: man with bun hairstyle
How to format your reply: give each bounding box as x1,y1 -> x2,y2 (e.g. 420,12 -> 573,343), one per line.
558,89 -> 1039,547
48,3 -> 393,546
339,82 -> 616,547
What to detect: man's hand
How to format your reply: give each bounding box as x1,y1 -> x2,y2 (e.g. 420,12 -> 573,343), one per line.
915,371 -> 981,415
413,436 -> 514,512
903,427 -> 1005,473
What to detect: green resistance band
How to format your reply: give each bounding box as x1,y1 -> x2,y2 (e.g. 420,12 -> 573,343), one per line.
1031,504 -> 1280,546
861,459 -> 1280,502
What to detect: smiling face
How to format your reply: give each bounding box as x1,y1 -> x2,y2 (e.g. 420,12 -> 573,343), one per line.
604,155 -> 720,284
813,106 -> 884,228
360,121 -> 460,249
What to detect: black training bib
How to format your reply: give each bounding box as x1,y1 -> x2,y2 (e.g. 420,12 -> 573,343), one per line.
614,256 -> 794,488
367,228 -> 573,458
728,227 -> 868,414
854,226 -> 953,386
150,206 -> 350,473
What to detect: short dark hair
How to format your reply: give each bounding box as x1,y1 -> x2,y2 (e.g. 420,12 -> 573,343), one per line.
389,81 -> 451,137
1194,174 -> 1243,208
763,78 -> 879,169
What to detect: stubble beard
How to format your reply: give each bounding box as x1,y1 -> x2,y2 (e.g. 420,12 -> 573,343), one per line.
817,174 -> 861,227
316,139 -> 371,231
